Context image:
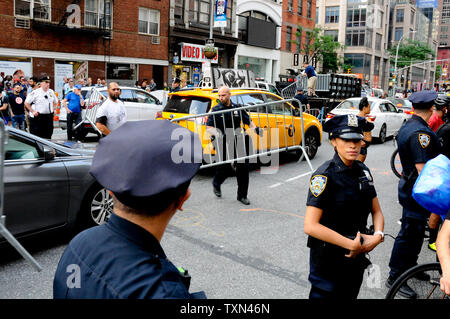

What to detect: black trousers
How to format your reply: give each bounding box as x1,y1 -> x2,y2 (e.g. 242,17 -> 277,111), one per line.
67,112 -> 82,140
388,215 -> 427,280
212,134 -> 250,199
29,113 -> 54,139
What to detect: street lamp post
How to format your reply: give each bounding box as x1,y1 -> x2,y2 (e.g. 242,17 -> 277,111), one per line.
393,30 -> 416,96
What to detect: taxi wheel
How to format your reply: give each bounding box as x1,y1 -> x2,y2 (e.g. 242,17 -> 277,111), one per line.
79,184 -> 114,228
295,130 -> 319,160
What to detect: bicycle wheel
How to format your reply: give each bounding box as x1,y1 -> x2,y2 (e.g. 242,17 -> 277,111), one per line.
386,263 -> 448,299
390,148 -> 402,178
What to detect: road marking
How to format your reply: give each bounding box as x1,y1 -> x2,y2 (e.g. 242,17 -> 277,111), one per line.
269,183 -> 282,188
285,172 -> 312,182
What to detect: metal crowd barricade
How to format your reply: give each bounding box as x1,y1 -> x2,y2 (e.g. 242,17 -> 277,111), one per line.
170,98 -> 314,173
74,87 -> 105,134
281,82 -> 298,99
0,121 -> 42,271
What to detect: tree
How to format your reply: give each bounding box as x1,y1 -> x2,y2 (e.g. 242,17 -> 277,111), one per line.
290,26 -> 346,73
388,39 -> 436,90
435,64 -> 442,82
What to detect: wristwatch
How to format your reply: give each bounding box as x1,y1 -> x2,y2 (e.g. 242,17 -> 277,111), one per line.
374,231 -> 384,240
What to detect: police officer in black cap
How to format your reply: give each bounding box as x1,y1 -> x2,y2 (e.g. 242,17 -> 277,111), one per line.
387,90 -> 442,298
304,114 -> 385,299
53,120 -> 206,299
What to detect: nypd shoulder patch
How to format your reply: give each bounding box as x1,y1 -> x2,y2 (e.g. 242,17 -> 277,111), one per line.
418,133 -> 430,149
310,175 -> 327,197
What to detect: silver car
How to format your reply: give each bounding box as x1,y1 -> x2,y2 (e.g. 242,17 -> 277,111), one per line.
59,86 -> 163,139
1,127 -> 112,242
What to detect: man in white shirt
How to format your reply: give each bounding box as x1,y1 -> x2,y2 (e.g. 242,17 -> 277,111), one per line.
24,76 -> 58,139
95,82 -> 127,136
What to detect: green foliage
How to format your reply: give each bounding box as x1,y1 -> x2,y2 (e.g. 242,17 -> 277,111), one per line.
290,26 -> 345,73
435,64 -> 442,81
388,39 -> 435,69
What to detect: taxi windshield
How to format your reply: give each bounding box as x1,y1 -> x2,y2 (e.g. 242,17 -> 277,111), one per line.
164,96 -> 211,114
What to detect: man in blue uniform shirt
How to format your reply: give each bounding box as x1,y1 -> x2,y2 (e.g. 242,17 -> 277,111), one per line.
53,120 -> 206,299
386,90 -> 442,298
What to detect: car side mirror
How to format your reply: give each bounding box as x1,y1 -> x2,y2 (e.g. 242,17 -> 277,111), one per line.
43,145 -> 55,161
398,109 -> 403,113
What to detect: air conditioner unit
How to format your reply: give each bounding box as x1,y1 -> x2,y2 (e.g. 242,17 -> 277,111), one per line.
15,18 -> 30,29
152,36 -> 160,45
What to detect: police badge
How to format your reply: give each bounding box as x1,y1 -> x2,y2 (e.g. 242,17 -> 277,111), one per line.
418,134 -> 430,149
347,114 -> 358,127
310,175 -> 327,197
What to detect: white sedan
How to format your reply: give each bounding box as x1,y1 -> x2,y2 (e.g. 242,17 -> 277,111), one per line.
326,97 -> 410,143
59,86 -> 163,138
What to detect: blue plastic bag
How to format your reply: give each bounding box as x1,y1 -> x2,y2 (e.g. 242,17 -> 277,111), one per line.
412,154 -> 450,217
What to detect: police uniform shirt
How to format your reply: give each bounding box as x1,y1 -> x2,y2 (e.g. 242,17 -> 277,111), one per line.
306,153 -> 376,291
397,115 -> 441,219
206,101 -> 251,135
53,213 -> 197,299
306,152 -> 377,238
25,87 -> 58,117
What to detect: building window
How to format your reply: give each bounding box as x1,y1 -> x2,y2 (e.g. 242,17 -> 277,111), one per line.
324,30 -> 338,42
410,10 -> 415,25
286,26 -> 292,51
288,0 -> 293,12
139,8 -> 160,35
296,28 -> 302,53
325,7 -> 339,24
396,8 -> 404,23
441,34 -> 449,39
441,26 -> 448,33
15,0 -> 51,20
374,57 -> 380,75
174,0 -> 184,22
315,7 -> 318,23
189,0 -> 211,25
345,29 -> 365,47
347,8 -> 366,27
375,33 -> 382,51
394,27 -> 403,41
298,0 -> 303,16
306,0 -> 312,19
85,0 -> 113,29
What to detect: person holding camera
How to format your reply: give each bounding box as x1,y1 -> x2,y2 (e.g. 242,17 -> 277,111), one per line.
206,86 -> 263,206
304,114 -> 385,299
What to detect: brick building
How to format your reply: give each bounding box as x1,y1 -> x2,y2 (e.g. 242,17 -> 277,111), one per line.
0,0 -> 169,96
280,0 -> 316,77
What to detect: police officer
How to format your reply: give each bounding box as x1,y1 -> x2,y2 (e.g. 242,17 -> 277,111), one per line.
387,90 -> 442,299
206,86 -> 262,205
304,114 -> 385,299
24,76 -> 58,139
53,120 -> 206,299
170,78 -> 181,93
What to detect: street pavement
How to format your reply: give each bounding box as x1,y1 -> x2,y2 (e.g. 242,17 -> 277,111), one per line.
0,129 -> 436,299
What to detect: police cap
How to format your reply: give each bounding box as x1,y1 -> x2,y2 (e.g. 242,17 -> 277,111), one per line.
408,90 -> 438,110
40,76 -> 51,82
323,114 -> 365,140
173,78 -> 181,84
89,120 -> 202,210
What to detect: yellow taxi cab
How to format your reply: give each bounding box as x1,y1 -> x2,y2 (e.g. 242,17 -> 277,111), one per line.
156,88 -> 323,160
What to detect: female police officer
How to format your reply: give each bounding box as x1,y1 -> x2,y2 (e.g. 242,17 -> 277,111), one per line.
304,114 -> 385,299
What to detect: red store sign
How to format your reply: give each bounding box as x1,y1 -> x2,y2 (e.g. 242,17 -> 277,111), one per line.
181,43 -> 219,64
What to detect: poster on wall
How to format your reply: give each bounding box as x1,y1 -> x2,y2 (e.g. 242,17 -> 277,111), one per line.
54,63 -> 74,98
74,61 -> 88,83
0,61 -> 32,79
